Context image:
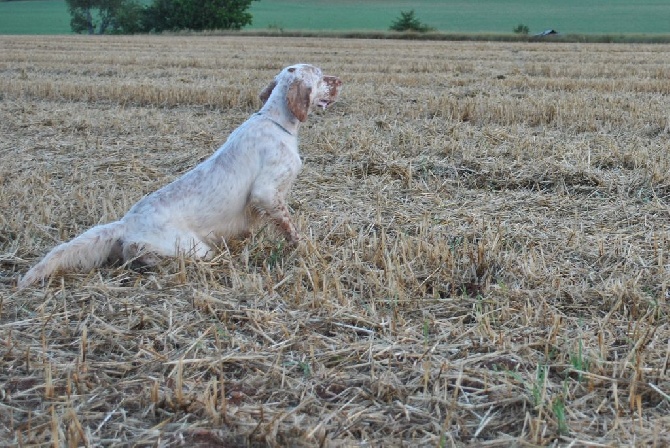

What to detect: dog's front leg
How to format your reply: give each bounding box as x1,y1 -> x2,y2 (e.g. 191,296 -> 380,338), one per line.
251,191 -> 300,245
249,157 -> 302,246
267,199 -> 300,245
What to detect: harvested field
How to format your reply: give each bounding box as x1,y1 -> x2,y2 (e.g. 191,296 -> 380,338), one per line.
1,35 -> 670,447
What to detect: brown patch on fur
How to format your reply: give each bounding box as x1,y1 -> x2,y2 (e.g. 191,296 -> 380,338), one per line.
286,79 -> 312,122
259,80 -> 277,104
323,75 -> 343,99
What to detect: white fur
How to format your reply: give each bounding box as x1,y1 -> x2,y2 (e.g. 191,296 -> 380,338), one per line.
19,64 -> 342,288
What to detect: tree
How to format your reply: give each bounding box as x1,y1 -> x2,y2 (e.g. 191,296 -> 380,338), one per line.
112,0 -> 145,34
389,10 -> 434,33
65,0 -> 258,34
143,0 -> 258,33
66,0 -> 142,34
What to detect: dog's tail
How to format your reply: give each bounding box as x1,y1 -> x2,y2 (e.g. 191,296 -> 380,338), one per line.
19,221 -> 126,289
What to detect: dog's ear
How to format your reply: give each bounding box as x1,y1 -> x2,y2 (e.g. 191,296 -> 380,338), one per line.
259,79 -> 277,105
323,75 -> 342,101
286,78 -> 312,122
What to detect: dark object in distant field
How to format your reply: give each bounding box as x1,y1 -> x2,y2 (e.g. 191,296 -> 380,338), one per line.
534,29 -> 559,37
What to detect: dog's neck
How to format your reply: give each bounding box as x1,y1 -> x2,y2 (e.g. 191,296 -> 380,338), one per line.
258,90 -> 302,136
256,112 -> 294,136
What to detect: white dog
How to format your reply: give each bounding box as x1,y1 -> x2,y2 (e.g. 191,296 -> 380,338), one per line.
19,64 -> 342,288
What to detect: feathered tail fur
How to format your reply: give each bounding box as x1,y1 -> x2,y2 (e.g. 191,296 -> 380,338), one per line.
19,221 -> 126,289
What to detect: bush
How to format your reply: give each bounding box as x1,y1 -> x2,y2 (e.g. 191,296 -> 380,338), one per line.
389,10 -> 434,33
143,0 -> 257,32
513,23 -> 530,35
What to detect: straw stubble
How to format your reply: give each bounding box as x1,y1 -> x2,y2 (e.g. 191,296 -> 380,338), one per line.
1,35 -> 669,446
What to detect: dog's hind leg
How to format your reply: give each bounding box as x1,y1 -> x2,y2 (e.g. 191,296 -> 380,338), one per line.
122,230 -> 213,268
122,241 -> 163,268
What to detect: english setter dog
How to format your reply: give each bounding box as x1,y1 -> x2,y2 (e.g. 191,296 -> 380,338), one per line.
19,64 -> 342,288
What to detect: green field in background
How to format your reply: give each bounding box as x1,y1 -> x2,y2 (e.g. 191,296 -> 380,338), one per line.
248,0 -> 670,35
0,0 -> 668,35
0,0 -> 70,34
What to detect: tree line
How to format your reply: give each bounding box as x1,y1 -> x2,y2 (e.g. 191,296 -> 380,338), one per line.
66,0 -> 258,34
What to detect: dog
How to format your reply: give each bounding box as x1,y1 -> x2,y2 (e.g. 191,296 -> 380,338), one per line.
19,64 -> 342,288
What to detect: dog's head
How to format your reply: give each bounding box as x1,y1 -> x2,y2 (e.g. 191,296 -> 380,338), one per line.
259,64 -> 342,122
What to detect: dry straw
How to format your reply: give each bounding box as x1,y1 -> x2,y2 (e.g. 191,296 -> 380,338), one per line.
1,35 -> 670,446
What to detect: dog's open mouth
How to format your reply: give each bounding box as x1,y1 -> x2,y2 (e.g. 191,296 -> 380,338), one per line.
317,98 -> 334,109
